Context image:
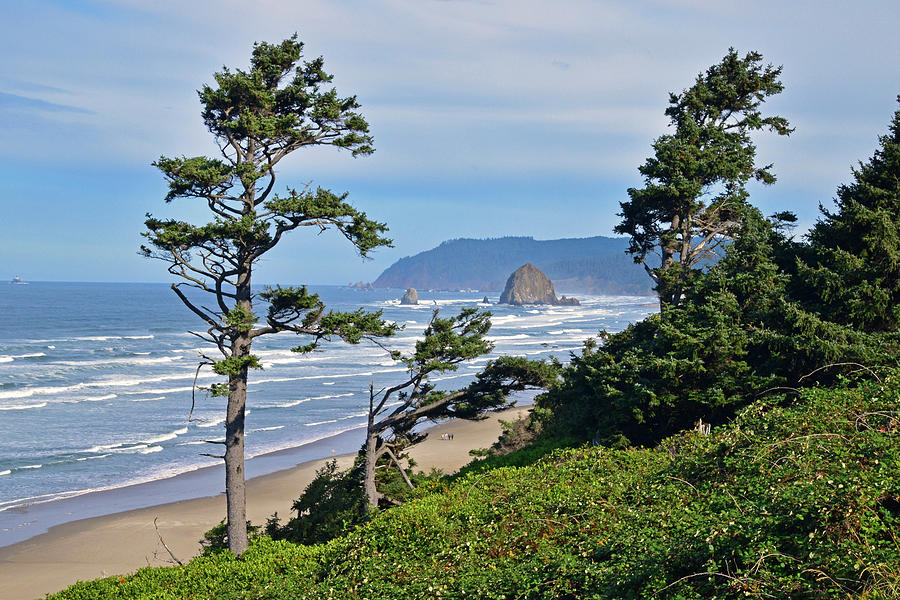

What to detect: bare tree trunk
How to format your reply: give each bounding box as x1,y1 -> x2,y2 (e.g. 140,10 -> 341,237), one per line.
364,430 -> 380,508
224,357 -> 249,556
658,214 -> 681,313
364,385 -> 380,508
225,275 -> 252,556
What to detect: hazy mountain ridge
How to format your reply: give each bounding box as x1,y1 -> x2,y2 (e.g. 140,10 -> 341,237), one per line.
374,236 -> 654,295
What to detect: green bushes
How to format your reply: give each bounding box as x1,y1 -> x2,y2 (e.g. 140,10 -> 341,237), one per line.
49,373 -> 899,599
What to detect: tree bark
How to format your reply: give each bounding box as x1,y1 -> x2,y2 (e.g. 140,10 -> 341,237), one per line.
363,429 -> 380,508
224,360 -> 248,556
224,274 -> 253,556
658,214 -> 681,312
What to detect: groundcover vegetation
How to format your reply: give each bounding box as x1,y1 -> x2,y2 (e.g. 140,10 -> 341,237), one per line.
49,373 -> 899,600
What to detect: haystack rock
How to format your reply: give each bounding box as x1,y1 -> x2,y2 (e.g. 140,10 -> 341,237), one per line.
499,263 -> 579,306
400,287 -> 419,305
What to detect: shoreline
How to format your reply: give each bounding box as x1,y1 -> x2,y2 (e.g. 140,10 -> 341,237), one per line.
0,405 -> 530,600
0,425 -> 370,550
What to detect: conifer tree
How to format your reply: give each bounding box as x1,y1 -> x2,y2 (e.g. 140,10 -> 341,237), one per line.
141,36 -> 397,555
800,98 -> 900,331
616,49 -> 792,311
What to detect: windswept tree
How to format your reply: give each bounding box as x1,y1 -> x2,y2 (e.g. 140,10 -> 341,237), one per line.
364,309 -> 559,507
141,35 -> 397,556
616,49 -> 792,311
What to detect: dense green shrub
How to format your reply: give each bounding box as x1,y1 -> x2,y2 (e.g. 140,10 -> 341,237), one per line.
48,373 -> 899,599
540,210 -> 899,447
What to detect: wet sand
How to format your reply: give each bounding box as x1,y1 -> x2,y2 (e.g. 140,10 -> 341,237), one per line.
0,406 -> 528,600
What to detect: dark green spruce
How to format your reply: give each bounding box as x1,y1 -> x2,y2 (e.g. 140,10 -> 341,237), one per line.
798,97 -> 900,332
141,35 -> 396,556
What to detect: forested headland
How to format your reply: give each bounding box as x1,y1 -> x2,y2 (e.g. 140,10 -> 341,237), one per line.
373,236 -> 653,295
46,40 -> 900,600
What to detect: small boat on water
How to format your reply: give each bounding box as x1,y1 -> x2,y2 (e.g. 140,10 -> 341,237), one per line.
11,276 -> 27,285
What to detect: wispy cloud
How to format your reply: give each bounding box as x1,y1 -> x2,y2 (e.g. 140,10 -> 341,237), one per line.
0,91 -> 93,114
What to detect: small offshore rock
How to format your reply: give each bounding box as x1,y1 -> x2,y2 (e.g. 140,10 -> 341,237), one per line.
482,296 -> 490,304
400,287 -> 419,305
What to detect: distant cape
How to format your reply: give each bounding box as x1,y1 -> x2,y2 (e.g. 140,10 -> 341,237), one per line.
373,236 -> 654,295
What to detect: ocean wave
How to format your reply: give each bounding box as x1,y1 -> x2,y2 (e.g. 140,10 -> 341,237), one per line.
0,356 -> 12,363
142,427 -> 188,445
265,392 -> 355,409
140,446 -> 164,454
62,393 -> 117,404
0,402 -> 47,411
0,470 -> 9,476
196,417 -> 226,429
305,410 -> 368,427
486,333 -> 531,341
130,396 -> 166,402
250,426 -> 284,433
54,356 -> 177,367
76,454 -> 110,462
0,372 -> 206,400
20,464 -> 42,470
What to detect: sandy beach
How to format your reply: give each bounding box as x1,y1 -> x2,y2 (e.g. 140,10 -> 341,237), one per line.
0,406 -> 529,600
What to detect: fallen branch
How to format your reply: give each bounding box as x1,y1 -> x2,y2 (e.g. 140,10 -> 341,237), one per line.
153,517 -> 184,566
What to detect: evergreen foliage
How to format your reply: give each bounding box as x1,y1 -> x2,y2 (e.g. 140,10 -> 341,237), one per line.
617,49 -> 792,309
541,210 -> 898,447
798,98 -> 900,332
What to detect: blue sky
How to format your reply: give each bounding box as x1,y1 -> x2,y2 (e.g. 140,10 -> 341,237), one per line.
2,0 -> 899,284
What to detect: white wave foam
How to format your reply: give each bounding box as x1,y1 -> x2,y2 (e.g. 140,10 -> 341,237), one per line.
10,353 -> 46,359
62,393 -> 117,404
486,334 -> 530,341
76,454 -> 110,462
0,470 -> 9,476
322,382 -> 335,386
20,464 -> 42,470
305,411 -> 368,427
250,426 -> 284,433
0,357 -> 12,363
130,396 -> 166,402
54,356 -> 176,367
140,446 -> 164,454
0,402 -> 47,411
0,372 -> 206,401
548,329 -> 583,335
141,427 -> 188,445
197,417 -> 226,429
177,440 -> 211,446
269,392 -> 354,409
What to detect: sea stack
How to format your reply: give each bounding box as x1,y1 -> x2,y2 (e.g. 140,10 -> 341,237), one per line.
498,263 -> 579,306
400,287 -> 419,305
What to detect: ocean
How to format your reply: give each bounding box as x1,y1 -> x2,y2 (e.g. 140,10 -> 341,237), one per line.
0,282 -> 654,546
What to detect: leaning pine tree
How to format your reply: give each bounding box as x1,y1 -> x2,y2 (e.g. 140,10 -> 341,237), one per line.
141,36 -> 397,556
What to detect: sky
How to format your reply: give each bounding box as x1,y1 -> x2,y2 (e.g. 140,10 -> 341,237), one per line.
2,0 -> 899,284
